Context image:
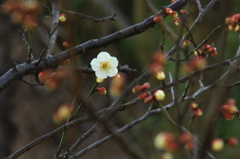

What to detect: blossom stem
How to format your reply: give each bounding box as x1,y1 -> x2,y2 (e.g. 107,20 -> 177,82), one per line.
70,82 -> 99,119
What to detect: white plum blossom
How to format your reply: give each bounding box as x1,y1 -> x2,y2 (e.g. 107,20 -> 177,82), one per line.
90,52 -> 119,79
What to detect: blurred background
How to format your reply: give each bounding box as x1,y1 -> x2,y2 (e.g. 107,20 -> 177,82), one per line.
0,0 -> 240,158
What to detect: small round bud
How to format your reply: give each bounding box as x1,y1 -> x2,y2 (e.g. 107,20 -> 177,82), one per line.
144,95 -> 153,104
194,108 -> 203,117
138,92 -> 148,100
59,13 -> 67,22
180,9 -> 189,15
212,138 -> 224,151
210,51 -> 218,57
160,152 -> 173,159
170,11 -> 178,18
165,8 -> 173,15
132,85 -> 143,93
153,15 -> 162,23
173,17 -> 180,25
156,71 -> 166,80
183,40 -> 191,47
142,82 -> 151,89
227,137 -> 238,147
190,102 -> 198,109
154,89 -> 165,101
96,87 -> 107,95
63,41 -> 69,48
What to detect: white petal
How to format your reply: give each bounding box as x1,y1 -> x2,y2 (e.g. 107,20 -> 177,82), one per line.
97,52 -> 110,62
90,58 -> 101,71
107,68 -> 118,77
95,69 -> 108,79
109,57 -> 119,67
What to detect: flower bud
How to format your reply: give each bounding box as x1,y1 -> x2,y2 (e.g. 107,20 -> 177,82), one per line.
144,95 -> 153,104
138,92 -> 148,100
154,90 -> 165,101
142,82 -> 151,89
165,8 -> 173,15
190,102 -> 198,109
156,71 -> 166,80
59,13 -> 67,22
160,152 -> 173,159
132,85 -> 143,93
153,15 -> 162,23
183,40 -> 190,47
63,41 -> 69,48
170,11 -> 178,18
212,138 -> 224,151
96,87 -> 107,95
227,137 -> 238,147
173,17 -> 180,26
194,108 -> 203,117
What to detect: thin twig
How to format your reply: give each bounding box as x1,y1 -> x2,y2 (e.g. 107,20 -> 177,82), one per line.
64,10 -> 117,22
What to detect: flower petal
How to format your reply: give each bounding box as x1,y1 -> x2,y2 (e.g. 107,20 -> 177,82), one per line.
95,69 -> 108,79
97,52 -> 110,62
109,57 -> 119,67
107,68 -> 118,77
90,58 -> 101,71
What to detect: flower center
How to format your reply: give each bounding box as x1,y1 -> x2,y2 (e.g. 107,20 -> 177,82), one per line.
101,63 -> 109,70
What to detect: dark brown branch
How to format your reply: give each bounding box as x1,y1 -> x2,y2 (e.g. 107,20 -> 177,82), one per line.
0,0 -> 188,93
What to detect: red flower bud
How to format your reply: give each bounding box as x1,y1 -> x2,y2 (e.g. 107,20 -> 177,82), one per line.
227,137 -> 238,147
153,15 -> 162,23
165,8 -> 173,15
96,87 -> 107,95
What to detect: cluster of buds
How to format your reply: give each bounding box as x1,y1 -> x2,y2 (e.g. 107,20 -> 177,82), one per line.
2,0 -> 41,28
164,7 -> 181,26
38,68 -> 68,91
132,82 -> 165,104
194,44 -> 218,57
225,13 -> 240,32
150,51 -> 166,77
184,56 -> 207,73
95,87 -> 107,95
190,102 -> 203,117
154,131 -> 194,154
212,137 -> 239,151
52,103 -> 72,124
109,73 -> 125,98
221,98 -> 239,120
